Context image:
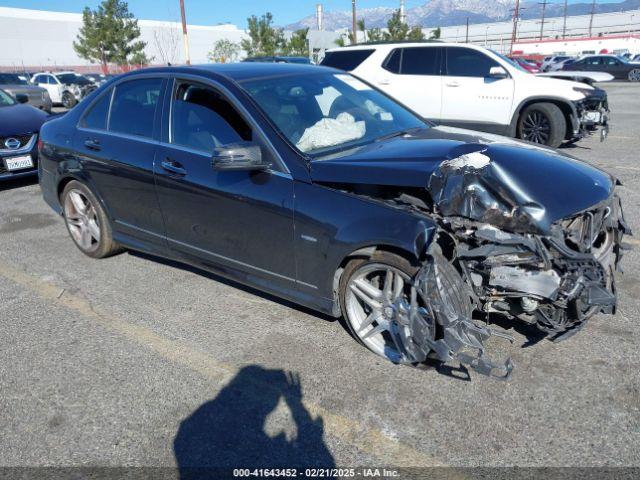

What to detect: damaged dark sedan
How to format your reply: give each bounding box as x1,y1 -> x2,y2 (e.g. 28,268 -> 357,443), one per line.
38,64 -> 629,379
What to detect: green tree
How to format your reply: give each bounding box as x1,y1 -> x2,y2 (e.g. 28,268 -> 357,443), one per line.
384,10 -> 410,41
284,28 -> 309,57
208,39 -> 240,63
430,27 -> 442,40
366,27 -> 384,43
241,12 -> 286,57
408,26 -> 426,41
334,35 -> 346,47
357,19 -> 366,43
73,0 -> 148,72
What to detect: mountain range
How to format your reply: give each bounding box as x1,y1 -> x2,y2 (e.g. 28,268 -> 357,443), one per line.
286,0 -> 640,30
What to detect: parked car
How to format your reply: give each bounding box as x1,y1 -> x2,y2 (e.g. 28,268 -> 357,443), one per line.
509,57 -> 540,73
0,88 -> 48,180
0,73 -> 52,113
38,64 -> 628,379
540,55 -> 573,72
547,57 -> 576,72
31,71 -> 97,108
562,55 -> 640,81
321,43 -> 609,147
84,73 -> 115,86
243,56 -> 313,64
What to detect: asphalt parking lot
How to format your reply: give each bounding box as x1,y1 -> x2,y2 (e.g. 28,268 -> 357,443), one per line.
1,84 -> 639,474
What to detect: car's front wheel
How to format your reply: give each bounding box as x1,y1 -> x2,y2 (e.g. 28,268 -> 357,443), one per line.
628,69 -> 640,82
61,91 -> 77,109
61,181 -> 122,258
517,102 -> 566,148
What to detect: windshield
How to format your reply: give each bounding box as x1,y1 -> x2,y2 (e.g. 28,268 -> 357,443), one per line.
241,72 -> 426,157
0,73 -> 29,85
0,89 -> 16,107
57,73 -> 92,85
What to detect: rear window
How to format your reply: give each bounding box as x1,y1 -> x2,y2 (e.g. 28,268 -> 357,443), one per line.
321,50 -> 374,71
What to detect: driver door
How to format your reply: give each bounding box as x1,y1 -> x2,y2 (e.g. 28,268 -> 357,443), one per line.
153,78 -> 296,290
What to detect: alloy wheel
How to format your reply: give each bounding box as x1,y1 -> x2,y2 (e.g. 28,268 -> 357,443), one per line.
522,110 -> 552,144
64,189 -> 101,253
628,69 -> 640,82
344,263 -> 433,363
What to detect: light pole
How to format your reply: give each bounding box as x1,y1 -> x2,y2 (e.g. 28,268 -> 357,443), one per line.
352,0 -> 357,45
179,0 -> 191,65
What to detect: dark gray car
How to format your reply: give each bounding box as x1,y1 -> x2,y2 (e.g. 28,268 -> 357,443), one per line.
0,73 -> 52,113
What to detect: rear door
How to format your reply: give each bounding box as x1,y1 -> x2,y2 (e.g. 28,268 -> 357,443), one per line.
34,75 -> 60,103
370,47 -> 443,121
75,76 -> 167,250
441,46 -> 515,129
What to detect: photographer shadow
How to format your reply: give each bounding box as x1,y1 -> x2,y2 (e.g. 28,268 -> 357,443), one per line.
174,365 -> 335,479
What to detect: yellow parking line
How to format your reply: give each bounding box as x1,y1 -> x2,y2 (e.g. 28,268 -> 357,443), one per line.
0,260 -> 452,469
625,237 -> 640,247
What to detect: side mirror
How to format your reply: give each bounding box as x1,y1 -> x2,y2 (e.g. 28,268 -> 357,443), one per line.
15,93 -> 29,104
212,142 -> 272,172
488,66 -> 509,79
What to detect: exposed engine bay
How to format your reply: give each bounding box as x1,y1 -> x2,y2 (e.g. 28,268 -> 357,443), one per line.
321,148 -> 630,379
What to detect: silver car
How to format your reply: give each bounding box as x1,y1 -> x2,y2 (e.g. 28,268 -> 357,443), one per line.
0,73 -> 52,113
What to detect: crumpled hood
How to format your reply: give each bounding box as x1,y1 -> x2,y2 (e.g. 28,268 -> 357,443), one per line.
310,126 -> 614,234
0,103 -> 48,137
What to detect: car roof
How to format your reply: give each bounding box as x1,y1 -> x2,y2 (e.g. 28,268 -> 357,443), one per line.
118,63 -> 336,82
326,41 -> 478,53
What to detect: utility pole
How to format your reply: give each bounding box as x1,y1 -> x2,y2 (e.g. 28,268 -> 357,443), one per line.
588,0 -> 596,37
465,17 -> 469,43
562,0 -> 568,38
510,0 -> 520,54
539,0 -> 548,40
179,0 -> 190,65
352,0 -> 357,45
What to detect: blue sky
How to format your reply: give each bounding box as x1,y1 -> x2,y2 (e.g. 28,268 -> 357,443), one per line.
0,0 -> 624,27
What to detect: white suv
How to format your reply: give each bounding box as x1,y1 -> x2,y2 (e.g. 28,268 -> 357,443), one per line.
321,43 -> 609,148
31,71 -> 97,109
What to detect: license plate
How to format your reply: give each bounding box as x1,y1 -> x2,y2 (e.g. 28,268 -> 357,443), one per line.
4,155 -> 34,171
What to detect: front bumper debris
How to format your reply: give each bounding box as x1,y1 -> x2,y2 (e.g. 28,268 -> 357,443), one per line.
574,90 -> 610,142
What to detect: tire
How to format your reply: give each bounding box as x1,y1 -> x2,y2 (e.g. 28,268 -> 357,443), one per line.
61,91 -> 77,109
61,180 -> 122,258
517,102 -> 566,148
628,69 -> 640,82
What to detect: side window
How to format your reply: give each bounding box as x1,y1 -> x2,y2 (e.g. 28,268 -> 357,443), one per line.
604,57 -> 620,65
446,47 -> 500,78
382,49 -> 401,74
170,81 -> 251,153
586,57 -> 601,65
81,89 -> 112,130
35,75 -> 46,84
320,50 -> 375,71
109,78 -> 163,138
401,47 -> 441,75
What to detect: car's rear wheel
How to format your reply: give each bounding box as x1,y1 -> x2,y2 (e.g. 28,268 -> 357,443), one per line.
61,181 -> 122,258
628,69 -> 640,82
61,91 -> 77,109
517,102 -> 566,148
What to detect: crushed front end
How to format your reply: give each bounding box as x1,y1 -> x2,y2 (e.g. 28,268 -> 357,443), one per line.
445,193 -> 628,341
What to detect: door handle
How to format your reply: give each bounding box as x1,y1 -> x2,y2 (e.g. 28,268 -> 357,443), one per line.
446,81 -> 460,87
84,139 -> 101,151
161,159 -> 187,176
